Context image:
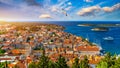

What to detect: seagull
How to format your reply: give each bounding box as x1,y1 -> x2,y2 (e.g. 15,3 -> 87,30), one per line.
62,8 -> 68,16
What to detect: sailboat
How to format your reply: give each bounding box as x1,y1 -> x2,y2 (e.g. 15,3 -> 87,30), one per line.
85,34 -> 89,41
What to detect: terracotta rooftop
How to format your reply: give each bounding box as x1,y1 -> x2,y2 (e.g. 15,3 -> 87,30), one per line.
64,39 -> 72,44
75,45 -> 100,51
11,49 -> 26,55
16,61 -> 26,68
0,58 -> 12,60
8,64 -> 16,68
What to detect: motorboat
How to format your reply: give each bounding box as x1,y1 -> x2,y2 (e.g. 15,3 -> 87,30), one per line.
103,36 -> 114,40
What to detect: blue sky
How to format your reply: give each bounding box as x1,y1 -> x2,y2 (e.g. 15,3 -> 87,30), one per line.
0,0 -> 120,21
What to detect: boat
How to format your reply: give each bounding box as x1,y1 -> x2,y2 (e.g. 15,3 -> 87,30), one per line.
103,36 -> 114,40
91,27 -> 109,31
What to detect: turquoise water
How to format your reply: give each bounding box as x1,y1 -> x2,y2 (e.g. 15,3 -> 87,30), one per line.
44,21 -> 120,54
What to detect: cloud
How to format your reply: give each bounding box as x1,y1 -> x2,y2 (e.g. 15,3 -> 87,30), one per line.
77,3 -> 120,16
57,0 -> 69,7
51,6 -> 58,12
102,7 -> 113,12
0,0 -> 119,21
0,0 -> 45,20
50,0 -> 73,17
39,14 -> 51,18
77,6 -> 101,16
64,6 -> 72,11
113,3 -> 120,10
50,0 -> 69,12
102,3 -> 120,12
84,0 -> 93,3
24,0 -> 41,6
0,0 -> 14,5
68,2 -> 72,5
64,2 -> 72,11
0,1 -> 13,8
0,0 -> 42,6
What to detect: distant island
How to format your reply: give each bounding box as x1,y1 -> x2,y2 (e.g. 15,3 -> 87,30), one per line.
78,23 -> 120,27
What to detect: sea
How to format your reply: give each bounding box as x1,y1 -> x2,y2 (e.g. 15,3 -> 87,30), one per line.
43,21 -> 120,55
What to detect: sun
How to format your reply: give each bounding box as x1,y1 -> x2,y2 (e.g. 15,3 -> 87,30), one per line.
0,19 -> 6,22
0,19 -> 7,23
0,19 -> 4,21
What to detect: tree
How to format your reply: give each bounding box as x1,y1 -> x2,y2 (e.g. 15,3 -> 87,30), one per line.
96,52 -> 117,68
0,62 -> 5,68
72,58 -> 80,68
0,49 -> 6,54
79,56 -> 89,68
28,62 -> 37,68
48,61 -> 56,68
102,52 -> 115,67
37,50 -> 49,68
96,61 -> 108,68
104,52 -> 111,60
56,55 -> 69,68
0,61 -> 8,68
4,61 -> 8,68
110,57 -> 120,68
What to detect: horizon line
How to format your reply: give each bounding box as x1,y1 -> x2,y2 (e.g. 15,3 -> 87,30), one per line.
2,20 -> 120,22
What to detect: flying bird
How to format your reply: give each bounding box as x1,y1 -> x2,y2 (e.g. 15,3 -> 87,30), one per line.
62,8 -> 68,16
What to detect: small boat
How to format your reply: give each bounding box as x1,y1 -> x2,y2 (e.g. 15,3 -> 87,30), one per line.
103,36 -> 114,40
91,27 -> 109,31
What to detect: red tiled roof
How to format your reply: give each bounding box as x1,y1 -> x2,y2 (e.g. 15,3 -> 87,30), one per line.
16,61 -> 26,68
64,39 -> 72,44
0,58 -> 12,60
8,64 -> 16,68
11,49 -> 26,54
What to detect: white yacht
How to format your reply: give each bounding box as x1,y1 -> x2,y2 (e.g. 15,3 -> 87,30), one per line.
103,36 -> 114,40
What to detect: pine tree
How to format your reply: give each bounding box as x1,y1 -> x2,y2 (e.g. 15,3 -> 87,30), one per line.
72,58 -> 80,68
56,55 -> 69,68
48,61 -> 56,68
37,49 -> 49,68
